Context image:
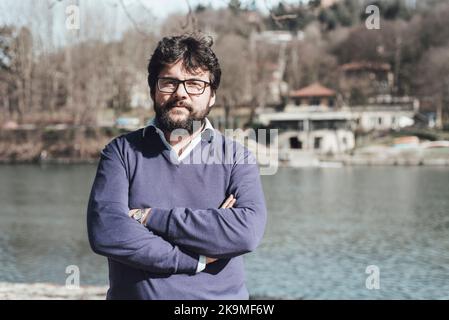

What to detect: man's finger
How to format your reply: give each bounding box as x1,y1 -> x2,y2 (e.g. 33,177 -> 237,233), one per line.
220,194 -> 234,208
222,196 -> 237,209
224,195 -> 234,208
206,257 -> 218,264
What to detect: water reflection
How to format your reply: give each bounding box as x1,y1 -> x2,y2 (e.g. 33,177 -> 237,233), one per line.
247,167 -> 449,299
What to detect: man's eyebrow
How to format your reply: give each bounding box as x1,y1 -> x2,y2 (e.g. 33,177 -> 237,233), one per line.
159,76 -> 209,82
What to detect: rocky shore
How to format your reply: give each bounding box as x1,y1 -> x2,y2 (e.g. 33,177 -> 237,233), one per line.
0,282 -> 108,300
0,282 -> 287,300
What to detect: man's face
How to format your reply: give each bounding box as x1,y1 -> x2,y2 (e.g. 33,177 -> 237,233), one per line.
152,59 -> 216,133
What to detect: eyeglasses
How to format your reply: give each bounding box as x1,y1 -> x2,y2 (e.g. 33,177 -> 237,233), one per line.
157,77 -> 211,95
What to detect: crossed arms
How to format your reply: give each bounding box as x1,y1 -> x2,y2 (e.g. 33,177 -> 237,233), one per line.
128,194 -> 236,265
87,139 -> 267,276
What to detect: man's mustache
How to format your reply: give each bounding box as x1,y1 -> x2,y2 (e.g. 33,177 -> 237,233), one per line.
165,100 -> 192,112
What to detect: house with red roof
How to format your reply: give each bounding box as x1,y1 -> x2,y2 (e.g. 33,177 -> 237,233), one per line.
289,83 -> 337,108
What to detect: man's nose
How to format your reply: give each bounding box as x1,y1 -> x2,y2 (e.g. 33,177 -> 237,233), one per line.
173,82 -> 189,99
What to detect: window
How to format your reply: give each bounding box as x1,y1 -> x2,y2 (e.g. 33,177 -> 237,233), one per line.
289,137 -> 302,149
314,137 -> 322,149
311,97 -> 320,105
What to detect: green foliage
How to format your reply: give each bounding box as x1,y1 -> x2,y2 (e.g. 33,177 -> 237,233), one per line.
365,0 -> 413,21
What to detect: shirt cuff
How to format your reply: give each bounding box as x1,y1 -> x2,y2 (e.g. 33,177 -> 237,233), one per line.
196,255 -> 207,273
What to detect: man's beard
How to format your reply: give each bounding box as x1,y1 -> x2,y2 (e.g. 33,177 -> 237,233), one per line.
154,99 -> 210,134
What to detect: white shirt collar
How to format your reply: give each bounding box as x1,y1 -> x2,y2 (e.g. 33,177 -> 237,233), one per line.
142,117 -> 215,144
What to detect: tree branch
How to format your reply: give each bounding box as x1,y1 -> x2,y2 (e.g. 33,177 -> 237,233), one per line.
118,0 -> 149,36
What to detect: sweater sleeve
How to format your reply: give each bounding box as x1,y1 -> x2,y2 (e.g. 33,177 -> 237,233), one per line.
145,145 -> 267,259
87,139 -> 199,275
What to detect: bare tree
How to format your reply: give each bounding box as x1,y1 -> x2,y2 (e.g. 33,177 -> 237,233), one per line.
416,46 -> 449,128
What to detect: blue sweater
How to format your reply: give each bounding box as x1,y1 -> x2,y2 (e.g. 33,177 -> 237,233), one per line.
86,125 -> 267,300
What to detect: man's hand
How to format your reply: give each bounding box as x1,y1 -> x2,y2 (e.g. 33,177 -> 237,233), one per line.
206,194 -> 237,264
128,208 -> 151,225
220,194 -> 236,209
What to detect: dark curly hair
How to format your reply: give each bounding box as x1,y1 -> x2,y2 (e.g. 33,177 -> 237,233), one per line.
147,33 -> 221,97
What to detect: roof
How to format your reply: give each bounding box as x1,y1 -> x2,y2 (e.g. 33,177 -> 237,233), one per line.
340,61 -> 391,72
289,83 -> 336,98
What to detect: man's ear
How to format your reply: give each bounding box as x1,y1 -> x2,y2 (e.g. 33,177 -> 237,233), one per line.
208,91 -> 216,108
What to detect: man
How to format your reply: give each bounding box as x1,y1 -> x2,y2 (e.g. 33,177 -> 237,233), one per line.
87,33 -> 267,300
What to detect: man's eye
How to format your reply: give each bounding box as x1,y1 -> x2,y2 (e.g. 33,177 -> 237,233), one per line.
186,81 -> 203,89
161,80 -> 178,87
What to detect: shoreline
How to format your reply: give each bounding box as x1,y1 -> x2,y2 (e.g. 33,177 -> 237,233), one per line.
1,127 -> 449,167
0,282 -> 108,300
0,282 -> 288,300
1,158 -> 449,167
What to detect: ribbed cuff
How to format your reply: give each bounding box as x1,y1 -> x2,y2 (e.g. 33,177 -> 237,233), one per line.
177,249 -> 200,274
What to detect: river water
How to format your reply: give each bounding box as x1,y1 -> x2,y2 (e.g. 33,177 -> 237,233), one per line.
1,165 -> 448,299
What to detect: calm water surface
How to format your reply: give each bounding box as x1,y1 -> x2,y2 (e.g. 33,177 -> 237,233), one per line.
1,165 -> 448,299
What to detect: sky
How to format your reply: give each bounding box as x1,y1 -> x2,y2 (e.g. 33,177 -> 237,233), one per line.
91,0 -> 308,18
0,0 -> 308,26
130,0 -> 309,18
0,0 -> 307,48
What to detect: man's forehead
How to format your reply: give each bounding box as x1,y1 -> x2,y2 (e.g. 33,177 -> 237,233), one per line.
159,60 -> 210,79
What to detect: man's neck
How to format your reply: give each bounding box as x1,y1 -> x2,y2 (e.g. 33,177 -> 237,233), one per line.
163,121 -> 205,155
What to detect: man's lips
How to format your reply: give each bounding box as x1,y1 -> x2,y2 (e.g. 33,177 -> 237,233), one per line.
169,103 -> 191,111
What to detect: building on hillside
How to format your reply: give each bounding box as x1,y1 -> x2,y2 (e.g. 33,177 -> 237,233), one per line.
257,82 -> 356,159
288,83 -> 337,108
339,61 -> 394,104
350,95 -> 419,132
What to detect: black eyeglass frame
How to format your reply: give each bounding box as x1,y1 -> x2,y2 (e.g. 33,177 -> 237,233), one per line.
156,77 -> 211,95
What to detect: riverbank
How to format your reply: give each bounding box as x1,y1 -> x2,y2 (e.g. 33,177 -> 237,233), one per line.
2,127 -> 449,166
0,282 -> 286,300
0,127 -> 122,164
0,282 -> 108,300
